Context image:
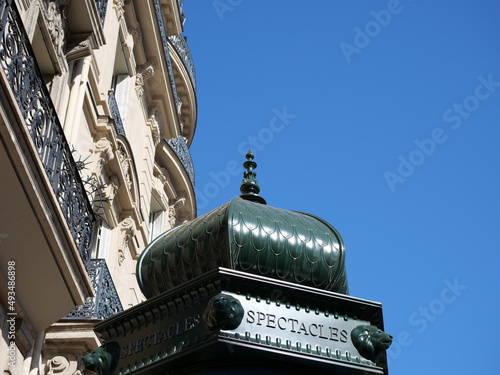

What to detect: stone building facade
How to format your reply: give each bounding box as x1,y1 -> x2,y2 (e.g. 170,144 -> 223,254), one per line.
0,1 -> 197,374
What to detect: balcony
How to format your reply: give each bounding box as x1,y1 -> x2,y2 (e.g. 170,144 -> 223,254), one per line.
166,136 -> 195,185
168,34 -> 196,89
0,0 -> 121,323
0,0 -> 95,268
108,89 -> 126,136
95,0 -> 108,26
153,0 -> 181,111
64,259 -> 123,320
177,0 -> 186,25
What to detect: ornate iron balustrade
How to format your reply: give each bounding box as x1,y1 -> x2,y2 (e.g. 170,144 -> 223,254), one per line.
64,258 -> 123,320
153,0 -> 181,110
0,0 -> 95,268
95,0 -> 108,26
166,136 -> 195,185
108,89 -> 125,136
168,34 -> 196,89
177,0 -> 185,25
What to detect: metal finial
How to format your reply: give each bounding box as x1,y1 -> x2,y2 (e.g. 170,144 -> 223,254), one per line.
240,150 -> 266,205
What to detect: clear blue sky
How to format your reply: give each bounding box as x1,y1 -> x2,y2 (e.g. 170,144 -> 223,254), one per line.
183,1 -> 500,373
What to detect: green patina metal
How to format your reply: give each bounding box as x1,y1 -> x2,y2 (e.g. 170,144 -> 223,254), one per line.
137,151 -> 349,298
240,149 -> 267,204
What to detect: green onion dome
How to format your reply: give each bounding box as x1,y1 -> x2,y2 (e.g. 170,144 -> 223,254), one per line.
137,151 -> 348,298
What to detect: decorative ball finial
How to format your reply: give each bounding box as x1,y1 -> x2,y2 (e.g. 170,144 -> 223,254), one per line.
240,150 -> 266,205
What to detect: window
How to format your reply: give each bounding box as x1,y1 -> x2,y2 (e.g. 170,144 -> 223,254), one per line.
148,194 -> 166,242
93,221 -> 112,259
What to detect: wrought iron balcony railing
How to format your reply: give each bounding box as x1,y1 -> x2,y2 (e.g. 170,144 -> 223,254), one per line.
177,0 -> 185,24
64,258 -> 123,320
168,34 -> 196,89
166,136 -> 195,185
0,0 -> 95,268
0,0 -> 122,321
153,0 -> 181,111
95,0 -> 108,26
108,89 -> 126,136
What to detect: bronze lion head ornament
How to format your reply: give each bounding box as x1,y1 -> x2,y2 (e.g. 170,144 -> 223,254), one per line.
351,325 -> 393,364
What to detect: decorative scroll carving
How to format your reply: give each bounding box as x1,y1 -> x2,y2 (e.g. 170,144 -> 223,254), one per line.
93,138 -> 114,174
147,107 -> 161,146
120,216 -> 136,235
119,216 -> 136,262
45,355 -> 70,375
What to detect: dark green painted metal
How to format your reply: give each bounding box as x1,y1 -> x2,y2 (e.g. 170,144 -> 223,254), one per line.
239,149 -> 266,204
137,196 -> 349,298
351,325 -> 393,365
95,268 -> 387,375
83,342 -> 120,375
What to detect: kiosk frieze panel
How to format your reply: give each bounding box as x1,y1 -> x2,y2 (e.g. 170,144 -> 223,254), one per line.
93,269 -> 388,375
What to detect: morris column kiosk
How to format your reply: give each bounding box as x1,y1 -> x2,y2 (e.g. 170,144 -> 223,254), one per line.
84,151 -> 392,375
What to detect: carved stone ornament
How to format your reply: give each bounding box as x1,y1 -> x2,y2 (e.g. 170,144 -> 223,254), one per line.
203,293 -> 244,331
118,216 -> 136,263
134,73 -> 144,98
93,138 -> 114,172
120,216 -> 136,237
135,62 -> 155,99
65,36 -> 92,62
113,0 -> 125,20
45,355 -> 70,375
351,325 -> 393,363
147,108 -> 161,145
138,62 -> 155,80
128,24 -> 142,44
167,197 -> 185,228
176,97 -> 183,116
104,174 -> 119,201
117,249 -> 125,265
155,167 -> 170,186
116,143 -> 132,189
43,0 -> 69,56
